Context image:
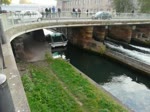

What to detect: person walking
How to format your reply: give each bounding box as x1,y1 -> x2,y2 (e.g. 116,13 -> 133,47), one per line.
78,8 -> 81,18
86,9 -> 89,17
72,8 -> 75,17
49,8 -> 51,18
58,8 -> 61,17
52,6 -> 55,18
75,8 -> 78,17
45,8 -> 48,18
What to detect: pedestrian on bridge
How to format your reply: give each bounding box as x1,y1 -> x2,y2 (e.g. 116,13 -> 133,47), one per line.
52,6 -> 56,18
58,8 -> 61,17
72,8 -> 75,17
78,8 -> 81,18
132,10 -> 134,16
75,8 -> 78,17
48,8 -> 51,18
45,8 -> 48,18
86,9 -> 89,17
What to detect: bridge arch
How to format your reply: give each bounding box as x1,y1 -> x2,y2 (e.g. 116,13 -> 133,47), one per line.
5,19 -> 150,42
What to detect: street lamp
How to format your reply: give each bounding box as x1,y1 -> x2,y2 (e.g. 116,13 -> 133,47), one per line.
0,19 -> 6,70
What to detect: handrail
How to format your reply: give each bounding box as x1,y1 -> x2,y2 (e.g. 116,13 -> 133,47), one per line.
1,12 -> 150,31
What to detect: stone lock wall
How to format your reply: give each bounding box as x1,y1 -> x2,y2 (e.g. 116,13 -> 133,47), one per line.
108,25 -> 132,43
93,26 -> 106,41
132,25 -> 150,39
68,26 -> 106,54
66,24 -> 150,53
69,26 -> 93,46
131,24 -> 150,46
11,38 -> 26,61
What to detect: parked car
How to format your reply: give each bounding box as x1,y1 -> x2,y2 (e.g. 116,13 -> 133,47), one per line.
19,10 -> 42,22
92,11 -> 112,19
8,10 -> 42,23
43,29 -> 68,48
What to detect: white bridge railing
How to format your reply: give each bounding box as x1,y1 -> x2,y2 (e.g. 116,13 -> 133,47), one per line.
0,11 -> 150,31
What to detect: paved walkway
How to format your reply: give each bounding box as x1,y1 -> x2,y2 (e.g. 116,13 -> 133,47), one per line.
22,34 -> 51,62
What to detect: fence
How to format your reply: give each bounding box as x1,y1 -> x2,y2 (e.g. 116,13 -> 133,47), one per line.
0,11 -> 150,31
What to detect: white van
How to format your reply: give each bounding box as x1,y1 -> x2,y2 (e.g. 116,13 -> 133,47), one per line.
13,10 -> 42,23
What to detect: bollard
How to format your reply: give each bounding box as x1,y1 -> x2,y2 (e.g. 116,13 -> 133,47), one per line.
0,74 -> 15,112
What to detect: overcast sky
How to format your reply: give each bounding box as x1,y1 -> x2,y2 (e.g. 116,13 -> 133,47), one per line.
11,0 -> 57,5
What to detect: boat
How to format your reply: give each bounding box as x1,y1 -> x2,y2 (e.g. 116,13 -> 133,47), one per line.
43,29 -> 68,48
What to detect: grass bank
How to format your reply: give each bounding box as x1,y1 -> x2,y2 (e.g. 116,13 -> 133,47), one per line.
21,56 -> 128,112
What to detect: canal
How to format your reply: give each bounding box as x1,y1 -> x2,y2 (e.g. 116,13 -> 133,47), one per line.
54,43 -> 150,112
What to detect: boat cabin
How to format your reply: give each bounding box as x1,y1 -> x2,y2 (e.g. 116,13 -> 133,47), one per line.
43,29 -> 68,48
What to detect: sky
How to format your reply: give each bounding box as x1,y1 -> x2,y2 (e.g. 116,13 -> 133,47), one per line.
11,0 -> 57,5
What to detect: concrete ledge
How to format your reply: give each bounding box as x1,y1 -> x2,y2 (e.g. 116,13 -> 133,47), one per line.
3,43 -> 30,112
105,49 -> 150,77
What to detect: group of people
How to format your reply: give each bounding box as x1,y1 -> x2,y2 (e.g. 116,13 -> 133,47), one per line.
72,8 -> 81,17
43,7 -> 90,18
44,7 -> 61,18
72,8 -> 89,17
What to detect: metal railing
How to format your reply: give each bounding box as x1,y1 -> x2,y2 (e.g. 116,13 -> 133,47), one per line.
0,11 -> 150,31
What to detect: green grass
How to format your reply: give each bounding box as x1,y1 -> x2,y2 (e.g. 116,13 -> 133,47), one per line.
21,57 -> 128,112
22,64 -> 83,112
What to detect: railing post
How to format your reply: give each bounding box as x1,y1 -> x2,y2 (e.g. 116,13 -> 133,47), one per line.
0,74 -> 15,112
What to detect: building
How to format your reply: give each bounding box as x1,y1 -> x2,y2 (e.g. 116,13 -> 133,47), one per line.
57,0 -> 113,13
20,0 -> 31,4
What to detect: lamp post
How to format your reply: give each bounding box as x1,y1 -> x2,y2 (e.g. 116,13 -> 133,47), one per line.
0,19 -> 6,69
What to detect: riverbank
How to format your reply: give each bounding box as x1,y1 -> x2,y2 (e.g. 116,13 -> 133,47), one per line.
18,56 -> 129,112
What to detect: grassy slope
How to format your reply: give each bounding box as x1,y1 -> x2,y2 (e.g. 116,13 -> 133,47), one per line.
21,57 -> 128,112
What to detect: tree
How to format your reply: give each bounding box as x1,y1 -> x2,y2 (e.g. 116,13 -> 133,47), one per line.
0,0 -> 11,5
139,0 -> 150,13
19,0 -> 31,4
112,0 -> 135,13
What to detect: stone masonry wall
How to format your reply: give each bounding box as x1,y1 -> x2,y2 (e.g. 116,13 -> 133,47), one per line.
93,26 -> 106,41
69,26 -> 106,54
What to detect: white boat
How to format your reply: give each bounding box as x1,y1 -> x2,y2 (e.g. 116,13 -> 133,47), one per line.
43,29 -> 68,48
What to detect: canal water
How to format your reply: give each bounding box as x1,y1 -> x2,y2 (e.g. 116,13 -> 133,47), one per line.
54,43 -> 150,112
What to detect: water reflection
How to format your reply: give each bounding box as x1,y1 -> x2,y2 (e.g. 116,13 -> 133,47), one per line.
102,75 -> 150,112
